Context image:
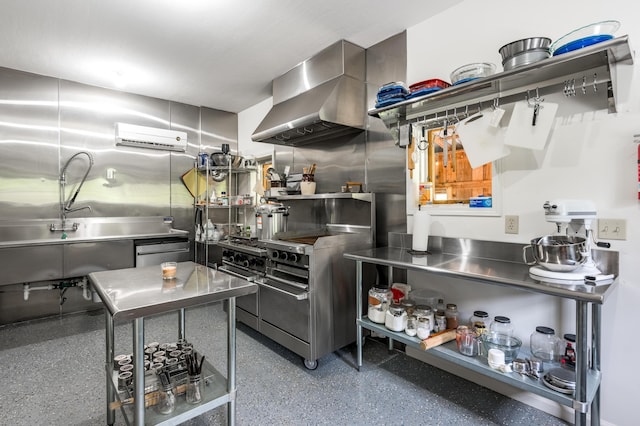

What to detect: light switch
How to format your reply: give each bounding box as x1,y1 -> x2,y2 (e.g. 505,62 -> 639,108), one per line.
598,219 -> 627,240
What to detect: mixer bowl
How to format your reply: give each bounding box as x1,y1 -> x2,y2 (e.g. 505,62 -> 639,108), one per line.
523,235 -> 589,272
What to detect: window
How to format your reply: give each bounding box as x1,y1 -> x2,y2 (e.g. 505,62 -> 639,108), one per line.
409,124 -> 501,216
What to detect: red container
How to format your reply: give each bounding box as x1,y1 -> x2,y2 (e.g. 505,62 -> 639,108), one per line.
409,78 -> 451,92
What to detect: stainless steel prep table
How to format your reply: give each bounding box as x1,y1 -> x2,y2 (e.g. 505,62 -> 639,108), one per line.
344,240 -> 618,426
89,261 -> 257,426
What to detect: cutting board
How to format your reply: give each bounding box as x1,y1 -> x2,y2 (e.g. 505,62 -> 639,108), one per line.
504,100 -> 558,150
455,109 -> 510,169
181,168 -> 209,198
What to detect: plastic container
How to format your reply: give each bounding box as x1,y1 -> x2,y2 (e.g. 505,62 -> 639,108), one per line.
481,331 -> 522,363
530,326 -> 562,361
410,288 -> 442,309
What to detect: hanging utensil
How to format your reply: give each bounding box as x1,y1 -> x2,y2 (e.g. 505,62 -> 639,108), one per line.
442,118 -> 449,168
408,125 -> 416,178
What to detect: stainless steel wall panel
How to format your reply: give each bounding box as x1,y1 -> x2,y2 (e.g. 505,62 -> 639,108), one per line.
169,101 -> 200,237
0,68 -> 60,219
59,80 -> 172,219
201,107 -> 238,153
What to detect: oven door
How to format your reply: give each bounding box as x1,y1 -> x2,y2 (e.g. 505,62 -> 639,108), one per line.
219,262 -> 259,316
258,275 -> 309,342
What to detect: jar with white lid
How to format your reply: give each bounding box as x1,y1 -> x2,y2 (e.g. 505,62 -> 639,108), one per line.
368,286 -> 392,324
385,303 -> 407,332
530,326 -> 562,361
490,316 -> 514,336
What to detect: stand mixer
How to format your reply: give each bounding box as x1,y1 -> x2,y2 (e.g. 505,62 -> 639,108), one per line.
529,200 -> 612,283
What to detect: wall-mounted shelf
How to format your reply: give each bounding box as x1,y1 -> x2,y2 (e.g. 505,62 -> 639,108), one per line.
370,36 -> 633,131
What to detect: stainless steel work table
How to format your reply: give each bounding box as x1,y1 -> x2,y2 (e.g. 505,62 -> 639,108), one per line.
344,239 -> 619,426
89,261 -> 257,426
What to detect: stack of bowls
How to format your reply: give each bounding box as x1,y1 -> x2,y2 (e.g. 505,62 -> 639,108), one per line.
498,37 -> 552,71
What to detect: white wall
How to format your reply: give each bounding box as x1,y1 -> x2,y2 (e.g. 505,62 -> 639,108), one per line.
406,1 -> 639,425
237,97 -> 274,159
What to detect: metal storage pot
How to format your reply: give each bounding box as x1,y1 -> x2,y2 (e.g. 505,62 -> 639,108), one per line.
499,37 -> 551,71
522,235 -> 588,272
255,203 -> 289,240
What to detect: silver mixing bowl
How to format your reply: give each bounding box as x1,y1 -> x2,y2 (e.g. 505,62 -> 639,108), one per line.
523,235 -> 588,272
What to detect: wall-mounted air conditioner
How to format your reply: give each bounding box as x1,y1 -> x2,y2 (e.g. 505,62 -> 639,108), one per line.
115,123 -> 187,152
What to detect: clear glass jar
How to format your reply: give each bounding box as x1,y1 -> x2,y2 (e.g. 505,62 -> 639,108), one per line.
490,316 -> 514,336
156,373 -> 176,414
405,315 -> 418,337
456,326 -> 478,356
563,333 -> 576,367
401,298 -> 416,316
530,326 -> 562,361
417,317 -> 431,339
414,305 -> 435,332
434,313 -> 447,332
445,303 -> 459,330
436,298 -> 446,315
368,286 -> 393,324
470,310 -> 489,330
385,303 -> 407,332
186,374 -> 203,404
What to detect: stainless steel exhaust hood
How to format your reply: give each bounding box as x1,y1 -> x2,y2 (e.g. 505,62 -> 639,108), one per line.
252,40 -> 366,146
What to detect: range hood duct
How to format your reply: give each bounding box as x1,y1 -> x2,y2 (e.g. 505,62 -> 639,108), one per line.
252,40 -> 366,146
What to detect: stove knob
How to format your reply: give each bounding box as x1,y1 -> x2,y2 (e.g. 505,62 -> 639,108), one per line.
222,250 -> 230,257
241,259 -> 250,268
248,258 -> 256,266
279,251 -> 288,261
271,250 -> 279,259
289,253 -> 299,263
228,255 -> 236,263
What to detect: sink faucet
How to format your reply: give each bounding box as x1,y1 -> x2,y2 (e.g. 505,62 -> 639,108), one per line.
52,151 -> 94,232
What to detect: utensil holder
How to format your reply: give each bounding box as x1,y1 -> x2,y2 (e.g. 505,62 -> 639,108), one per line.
186,374 -> 202,404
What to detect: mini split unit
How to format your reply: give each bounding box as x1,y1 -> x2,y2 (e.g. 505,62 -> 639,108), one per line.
115,123 -> 187,152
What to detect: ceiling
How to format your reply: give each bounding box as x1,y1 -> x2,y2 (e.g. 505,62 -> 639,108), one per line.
1,0 -> 460,113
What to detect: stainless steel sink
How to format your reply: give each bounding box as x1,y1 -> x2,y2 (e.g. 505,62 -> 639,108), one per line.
0,217 -> 188,247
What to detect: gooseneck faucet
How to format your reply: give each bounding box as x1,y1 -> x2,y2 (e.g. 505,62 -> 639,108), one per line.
51,151 -> 94,232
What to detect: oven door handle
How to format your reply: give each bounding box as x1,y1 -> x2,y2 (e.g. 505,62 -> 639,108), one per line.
218,266 -> 257,282
257,278 -> 308,300
264,274 -> 308,291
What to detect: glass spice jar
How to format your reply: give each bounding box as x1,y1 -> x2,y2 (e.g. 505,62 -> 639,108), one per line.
401,298 -> 416,316
368,286 -> 393,324
445,303 -> 459,330
414,305 -> 435,332
417,317 -> 431,339
405,315 -> 418,337
385,303 -> 407,332
434,312 -> 447,332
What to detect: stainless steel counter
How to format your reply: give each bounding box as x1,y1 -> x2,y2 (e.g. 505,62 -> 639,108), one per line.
344,246 -> 618,304
89,262 -> 256,426
90,262 -> 257,321
345,235 -> 617,426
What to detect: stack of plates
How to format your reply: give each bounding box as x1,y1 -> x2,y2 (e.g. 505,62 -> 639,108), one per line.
542,367 -> 576,394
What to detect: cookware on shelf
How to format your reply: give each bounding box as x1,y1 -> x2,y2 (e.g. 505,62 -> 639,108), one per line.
450,63 -> 496,85
498,37 -> 552,71
550,20 -> 620,56
405,79 -> 451,99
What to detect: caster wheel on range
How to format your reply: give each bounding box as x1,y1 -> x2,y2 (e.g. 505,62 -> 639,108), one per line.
303,358 -> 318,370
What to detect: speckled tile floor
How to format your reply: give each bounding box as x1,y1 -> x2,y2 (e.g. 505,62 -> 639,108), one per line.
0,304 -> 568,426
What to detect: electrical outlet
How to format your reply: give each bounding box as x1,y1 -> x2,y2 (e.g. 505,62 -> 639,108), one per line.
505,215 -> 519,234
598,219 -> 627,240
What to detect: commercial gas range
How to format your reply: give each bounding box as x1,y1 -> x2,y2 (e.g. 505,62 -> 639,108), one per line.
217,229 -> 371,370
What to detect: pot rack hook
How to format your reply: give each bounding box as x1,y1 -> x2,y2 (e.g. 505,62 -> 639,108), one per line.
593,73 -> 598,93
582,75 -> 587,95
492,97 -> 500,109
